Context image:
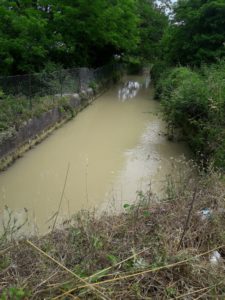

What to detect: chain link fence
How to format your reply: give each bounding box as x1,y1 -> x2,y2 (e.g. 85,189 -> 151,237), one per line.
0,63 -> 123,133
0,63 -> 118,104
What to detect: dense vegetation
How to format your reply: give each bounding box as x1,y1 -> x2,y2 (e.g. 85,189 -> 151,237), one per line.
153,0 -> 225,170
0,0 -> 168,75
156,61 -> 225,169
161,0 -> 225,66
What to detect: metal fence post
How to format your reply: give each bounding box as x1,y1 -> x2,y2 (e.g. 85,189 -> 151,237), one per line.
60,69 -> 63,97
74,69 -> 77,93
29,74 -> 32,110
0,63 -> 116,105
78,69 -> 81,92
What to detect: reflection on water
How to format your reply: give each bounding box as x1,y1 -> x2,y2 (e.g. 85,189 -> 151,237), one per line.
118,76 -> 151,101
118,81 -> 141,101
0,75 -> 188,235
144,75 -> 151,89
103,115 -> 188,212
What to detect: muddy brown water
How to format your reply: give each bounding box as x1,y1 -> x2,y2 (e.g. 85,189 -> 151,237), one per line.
0,76 -> 189,235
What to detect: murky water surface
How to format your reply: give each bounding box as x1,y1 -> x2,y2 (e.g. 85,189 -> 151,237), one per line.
0,76 -> 188,234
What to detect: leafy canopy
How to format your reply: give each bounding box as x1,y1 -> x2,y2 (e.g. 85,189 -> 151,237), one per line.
0,0 -> 169,75
162,0 -> 225,65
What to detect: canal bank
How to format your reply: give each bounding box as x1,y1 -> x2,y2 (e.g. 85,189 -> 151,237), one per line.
0,75 -> 111,172
1,168 -> 225,299
0,75 -> 189,235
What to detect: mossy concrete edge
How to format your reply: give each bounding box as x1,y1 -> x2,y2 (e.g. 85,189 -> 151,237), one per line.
0,87 -> 107,172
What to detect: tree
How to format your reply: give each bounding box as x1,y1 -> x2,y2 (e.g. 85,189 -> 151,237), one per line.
0,0 -> 140,74
0,1 -> 49,74
137,0 -> 168,63
0,0 -> 169,75
162,0 -> 225,66
46,0 -> 139,67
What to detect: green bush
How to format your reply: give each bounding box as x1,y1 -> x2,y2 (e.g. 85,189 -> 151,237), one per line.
151,60 -> 170,85
154,67 -> 196,101
158,60 -> 225,170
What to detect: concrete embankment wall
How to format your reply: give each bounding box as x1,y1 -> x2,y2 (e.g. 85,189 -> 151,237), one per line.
0,87 -> 99,171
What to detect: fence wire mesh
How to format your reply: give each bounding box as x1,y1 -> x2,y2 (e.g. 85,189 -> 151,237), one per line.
0,63 -> 123,133
0,63 -> 117,105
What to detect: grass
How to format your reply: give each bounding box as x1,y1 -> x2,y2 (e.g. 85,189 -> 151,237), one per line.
1,161 -> 225,299
0,93 -> 75,138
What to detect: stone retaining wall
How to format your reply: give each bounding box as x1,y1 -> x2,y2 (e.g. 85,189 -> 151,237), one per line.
0,88 -> 97,171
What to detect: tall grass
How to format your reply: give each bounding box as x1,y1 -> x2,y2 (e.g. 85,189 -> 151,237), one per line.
155,60 -> 225,170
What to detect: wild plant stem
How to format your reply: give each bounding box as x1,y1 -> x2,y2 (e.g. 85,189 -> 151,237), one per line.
177,188 -> 197,250
85,158 -> 89,203
52,163 -> 70,231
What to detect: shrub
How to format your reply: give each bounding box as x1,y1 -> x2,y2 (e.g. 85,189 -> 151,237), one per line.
155,67 -> 195,101
158,60 -> 225,170
151,60 -> 169,83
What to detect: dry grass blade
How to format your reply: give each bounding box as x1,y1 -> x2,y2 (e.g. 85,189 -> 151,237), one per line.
34,269 -> 59,291
53,247 -> 151,300
87,246 -> 151,280
175,279 -> 225,299
175,287 -> 210,299
26,240 -> 111,300
54,244 -> 225,299
0,246 -> 13,255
